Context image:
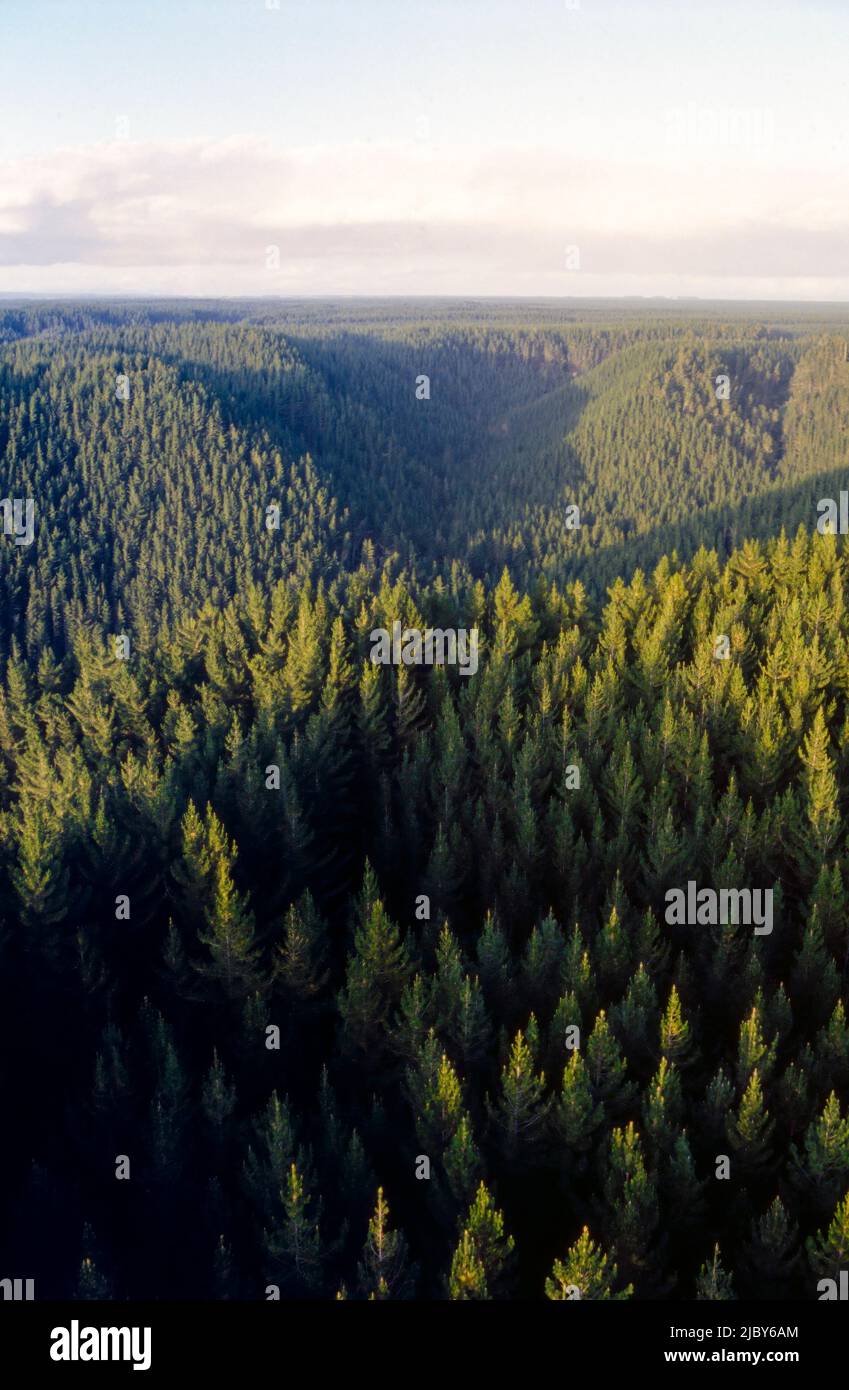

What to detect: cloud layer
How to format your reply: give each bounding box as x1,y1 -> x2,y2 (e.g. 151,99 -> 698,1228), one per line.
2,136 -> 847,298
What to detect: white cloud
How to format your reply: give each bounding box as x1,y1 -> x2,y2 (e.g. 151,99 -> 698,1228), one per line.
0,136 -> 847,298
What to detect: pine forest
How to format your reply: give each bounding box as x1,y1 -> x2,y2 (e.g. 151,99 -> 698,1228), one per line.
1,297 -> 849,1304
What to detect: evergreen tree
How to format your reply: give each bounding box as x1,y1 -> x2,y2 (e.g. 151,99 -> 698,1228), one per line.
486,1029 -> 551,1165
265,1163 -> 324,1296
807,1191 -> 849,1282
357,1188 -> 415,1299
545,1227 -> 632,1301
339,874 -> 410,1055
696,1245 -> 735,1300
448,1229 -> 489,1300
458,1182 -> 516,1297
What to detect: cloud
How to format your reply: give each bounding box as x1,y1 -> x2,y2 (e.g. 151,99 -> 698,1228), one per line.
0,137 -> 847,297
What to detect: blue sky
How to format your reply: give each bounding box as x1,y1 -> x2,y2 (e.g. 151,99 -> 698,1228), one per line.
1,0 -> 847,297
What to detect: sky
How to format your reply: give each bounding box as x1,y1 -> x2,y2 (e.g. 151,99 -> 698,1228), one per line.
0,0 -> 847,299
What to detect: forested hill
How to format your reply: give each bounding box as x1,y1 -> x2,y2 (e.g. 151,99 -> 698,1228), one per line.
1,300 -> 848,1302
1,304 -> 848,660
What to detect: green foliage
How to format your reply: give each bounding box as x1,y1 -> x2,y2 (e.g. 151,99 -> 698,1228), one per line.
357,1188 -> 415,1299
486,1028 -> 551,1165
4,302 -> 849,1301
545,1227 -> 632,1301
696,1245 -> 736,1300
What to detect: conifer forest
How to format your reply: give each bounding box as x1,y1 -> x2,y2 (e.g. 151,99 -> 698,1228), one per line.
2,296 -> 849,1305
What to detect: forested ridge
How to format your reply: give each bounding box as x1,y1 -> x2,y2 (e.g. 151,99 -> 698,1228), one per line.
1,300 -> 849,1301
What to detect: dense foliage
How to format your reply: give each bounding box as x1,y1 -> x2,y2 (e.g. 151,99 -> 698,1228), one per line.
1,300 -> 848,1300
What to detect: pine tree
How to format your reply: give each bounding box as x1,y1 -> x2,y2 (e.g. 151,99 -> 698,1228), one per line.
171,799 -> 215,921
265,1163 -> 323,1296
726,1070 -> 775,1179
798,706 -> 840,866
395,662 -> 427,744
432,922 -> 465,1033
12,802 -> 69,935
459,1182 -> 516,1297
201,1049 -> 237,1140
143,1008 -> 190,1186
486,1029 -> 551,1165
806,1190 -> 849,1282
553,1052 -> 603,1161
357,1188 -> 414,1299
791,911 -> 840,1025
196,827 -> 261,999
642,1058 -> 683,1155
357,662 -> 391,775
789,1091 -> 849,1216
476,910 -> 512,1011
736,1006 -> 775,1089
75,1224 -> 112,1299
244,1092 -> 298,1223
451,975 -> 492,1071
586,1010 -> 633,1112
659,985 -> 692,1066
416,1045 -> 466,1154
443,1114 -> 483,1207
545,1227 -> 632,1301
601,1123 -> 660,1287
448,1228 -> 489,1300
696,1244 -> 735,1299
392,973 -> 433,1062
521,913 -> 565,1015
274,891 -> 329,1001
610,963 -> 658,1066
339,876 -> 410,1055
665,1132 -> 705,1232
815,1001 -> 849,1095
741,1197 -> 799,1297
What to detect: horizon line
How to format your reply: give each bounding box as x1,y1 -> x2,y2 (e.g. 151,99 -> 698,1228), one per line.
2,293 -> 849,309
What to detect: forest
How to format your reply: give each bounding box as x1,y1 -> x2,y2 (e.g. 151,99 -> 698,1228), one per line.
1,298 -> 848,1301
